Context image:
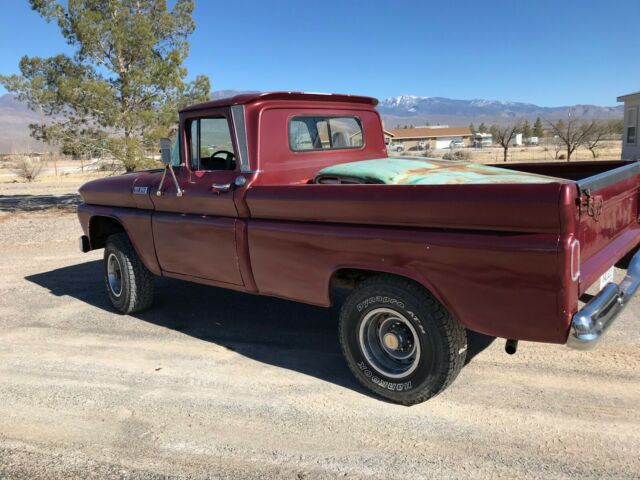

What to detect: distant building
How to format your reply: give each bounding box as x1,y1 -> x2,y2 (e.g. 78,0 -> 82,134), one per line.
473,133 -> 493,148
389,126 -> 472,150
617,91 -> 640,160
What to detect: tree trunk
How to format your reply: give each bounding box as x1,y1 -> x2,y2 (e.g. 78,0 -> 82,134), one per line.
566,145 -> 572,161
503,147 -> 508,162
124,128 -> 135,172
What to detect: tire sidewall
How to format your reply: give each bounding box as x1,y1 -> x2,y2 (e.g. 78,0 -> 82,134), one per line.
341,288 -> 448,401
104,240 -> 131,313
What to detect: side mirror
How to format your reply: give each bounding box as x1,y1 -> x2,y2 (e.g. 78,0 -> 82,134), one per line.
160,138 -> 172,165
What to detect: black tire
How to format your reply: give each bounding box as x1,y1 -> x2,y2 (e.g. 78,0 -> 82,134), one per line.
339,275 -> 467,405
103,233 -> 154,314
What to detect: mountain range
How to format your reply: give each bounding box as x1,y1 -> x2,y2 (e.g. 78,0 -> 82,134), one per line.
378,95 -> 623,129
0,92 -> 623,153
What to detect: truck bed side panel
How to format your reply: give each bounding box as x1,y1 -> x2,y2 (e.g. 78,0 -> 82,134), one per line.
246,183 -> 564,233
247,220 -> 563,343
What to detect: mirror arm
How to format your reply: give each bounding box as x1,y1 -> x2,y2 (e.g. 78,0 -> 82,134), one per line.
156,164 -> 183,197
156,167 -> 168,196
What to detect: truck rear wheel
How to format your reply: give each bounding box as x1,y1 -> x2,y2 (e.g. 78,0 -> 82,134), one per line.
104,233 -> 154,314
339,275 -> 467,405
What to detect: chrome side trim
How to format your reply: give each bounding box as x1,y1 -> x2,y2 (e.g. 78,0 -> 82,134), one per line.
231,105 -> 251,173
576,161 -> 640,193
567,250 -> 640,349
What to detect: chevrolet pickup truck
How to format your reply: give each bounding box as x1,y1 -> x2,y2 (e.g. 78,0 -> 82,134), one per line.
77,92 -> 640,405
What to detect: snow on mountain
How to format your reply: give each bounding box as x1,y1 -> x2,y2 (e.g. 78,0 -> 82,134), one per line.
377,95 -> 622,127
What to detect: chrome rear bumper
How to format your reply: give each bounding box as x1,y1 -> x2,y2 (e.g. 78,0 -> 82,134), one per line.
567,250 -> 640,350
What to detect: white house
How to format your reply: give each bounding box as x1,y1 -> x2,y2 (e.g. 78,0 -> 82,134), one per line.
389,126 -> 473,150
617,91 -> 640,160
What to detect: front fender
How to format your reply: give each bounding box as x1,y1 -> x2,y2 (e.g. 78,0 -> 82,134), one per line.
77,204 -> 161,276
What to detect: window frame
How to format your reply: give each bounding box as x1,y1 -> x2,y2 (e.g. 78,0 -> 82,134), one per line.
287,115 -> 365,153
185,114 -> 238,172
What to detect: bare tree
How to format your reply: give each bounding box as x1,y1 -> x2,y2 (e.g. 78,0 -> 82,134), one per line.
580,121 -> 610,158
546,111 -> 597,161
489,123 -> 522,162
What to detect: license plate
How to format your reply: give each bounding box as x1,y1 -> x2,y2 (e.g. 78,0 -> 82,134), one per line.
599,266 -> 614,291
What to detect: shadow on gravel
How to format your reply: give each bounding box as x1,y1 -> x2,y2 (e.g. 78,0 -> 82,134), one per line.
0,193 -> 81,213
26,260 -> 494,400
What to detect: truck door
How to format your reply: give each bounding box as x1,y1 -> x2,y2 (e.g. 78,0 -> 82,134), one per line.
150,110 -> 244,286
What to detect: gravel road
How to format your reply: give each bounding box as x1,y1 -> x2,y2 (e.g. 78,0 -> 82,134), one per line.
0,187 -> 639,479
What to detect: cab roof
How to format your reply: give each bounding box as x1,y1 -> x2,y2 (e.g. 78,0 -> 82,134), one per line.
179,91 -> 378,112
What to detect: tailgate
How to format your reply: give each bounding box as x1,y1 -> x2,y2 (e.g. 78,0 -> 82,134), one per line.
576,162 -> 640,294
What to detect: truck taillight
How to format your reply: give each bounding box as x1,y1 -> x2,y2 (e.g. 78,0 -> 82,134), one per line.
570,239 -> 580,281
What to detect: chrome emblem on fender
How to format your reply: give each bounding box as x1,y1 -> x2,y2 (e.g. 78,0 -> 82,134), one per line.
133,186 -> 149,194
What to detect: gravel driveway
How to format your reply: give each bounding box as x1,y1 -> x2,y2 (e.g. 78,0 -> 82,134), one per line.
0,189 -> 639,479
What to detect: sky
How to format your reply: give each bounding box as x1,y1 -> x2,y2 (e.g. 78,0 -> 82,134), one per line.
0,0 -> 638,107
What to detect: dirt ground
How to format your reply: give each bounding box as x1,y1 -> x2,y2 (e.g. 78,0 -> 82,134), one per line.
0,177 -> 639,480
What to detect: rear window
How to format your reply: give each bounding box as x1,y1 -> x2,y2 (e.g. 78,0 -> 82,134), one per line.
289,116 -> 364,151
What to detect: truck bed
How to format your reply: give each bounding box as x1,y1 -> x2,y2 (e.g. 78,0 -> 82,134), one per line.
245,159 -> 640,344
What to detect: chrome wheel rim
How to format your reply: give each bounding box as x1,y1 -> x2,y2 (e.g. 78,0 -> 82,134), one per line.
107,253 -> 123,297
358,308 -> 421,379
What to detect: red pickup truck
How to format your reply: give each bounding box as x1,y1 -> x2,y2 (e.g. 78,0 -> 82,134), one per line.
78,92 -> 640,404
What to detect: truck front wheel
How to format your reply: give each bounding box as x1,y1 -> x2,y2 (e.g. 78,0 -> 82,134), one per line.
339,275 -> 467,405
104,233 -> 155,314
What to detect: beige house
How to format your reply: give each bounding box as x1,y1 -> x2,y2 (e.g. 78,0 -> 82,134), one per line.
389,126 -> 472,150
617,91 -> 640,160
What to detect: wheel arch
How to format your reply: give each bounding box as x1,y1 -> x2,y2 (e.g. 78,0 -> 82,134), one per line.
89,215 -> 127,250
329,265 -> 458,321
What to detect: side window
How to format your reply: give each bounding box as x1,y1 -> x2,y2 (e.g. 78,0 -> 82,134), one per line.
289,116 -> 364,151
187,117 -> 237,170
626,107 -> 638,145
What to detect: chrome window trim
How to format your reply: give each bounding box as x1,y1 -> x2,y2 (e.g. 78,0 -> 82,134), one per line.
231,105 -> 251,173
287,115 -> 365,153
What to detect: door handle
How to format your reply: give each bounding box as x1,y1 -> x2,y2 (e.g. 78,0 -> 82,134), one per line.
211,183 -> 231,194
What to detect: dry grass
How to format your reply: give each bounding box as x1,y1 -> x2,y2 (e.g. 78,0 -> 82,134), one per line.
11,156 -> 44,182
0,155 -> 122,185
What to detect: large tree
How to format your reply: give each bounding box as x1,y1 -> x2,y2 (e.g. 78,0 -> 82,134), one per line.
489,122 -> 522,162
521,119 -> 532,139
0,0 -> 210,171
533,117 -> 544,138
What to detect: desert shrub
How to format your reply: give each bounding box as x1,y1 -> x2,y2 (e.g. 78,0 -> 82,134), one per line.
558,153 -> 567,160
442,149 -> 472,161
12,156 -> 44,182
